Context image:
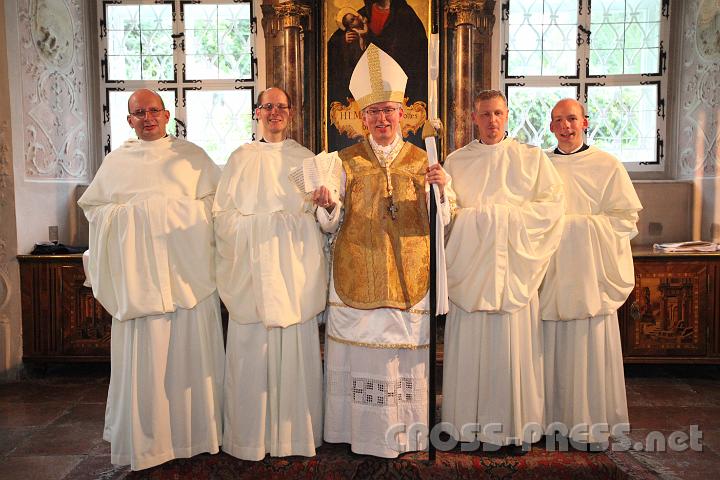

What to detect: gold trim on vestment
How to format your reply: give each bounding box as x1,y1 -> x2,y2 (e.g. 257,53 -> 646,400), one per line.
333,141 -> 430,309
356,91 -> 405,111
368,44 -> 383,100
327,334 -> 429,350
354,44 -> 406,110
328,301 -> 430,315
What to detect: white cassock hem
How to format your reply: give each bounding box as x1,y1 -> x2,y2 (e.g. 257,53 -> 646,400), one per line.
543,312 -> 629,444
324,338 -> 428,458
442,297 -> 545,446
103,292 -> 225,471
222,317 -> 323,460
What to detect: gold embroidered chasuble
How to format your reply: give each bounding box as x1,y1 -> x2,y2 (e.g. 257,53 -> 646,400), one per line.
333,140 -> 430,310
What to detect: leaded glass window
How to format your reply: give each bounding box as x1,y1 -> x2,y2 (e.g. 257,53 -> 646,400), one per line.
507,0 -> 578,77
507,85 -> 578,147
184,4 -> 253,80
185,89 -> 254,163
587,84 -> 658,163
589,0 -> 662,75
99,0 -> 257,164
106,4 -> 174,81
501,0 -> 669,171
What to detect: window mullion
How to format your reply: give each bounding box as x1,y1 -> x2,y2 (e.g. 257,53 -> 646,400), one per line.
98,0 -> 257,163
173,0 -> 187,137
577,0 -> 591,99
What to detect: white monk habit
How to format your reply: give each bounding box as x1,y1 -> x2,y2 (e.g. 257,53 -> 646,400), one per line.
540,145 -> 641,444
78,135 -> 225,470
213,139 -> 327,460
317,134 -> 453,458
442,137 -> 564,446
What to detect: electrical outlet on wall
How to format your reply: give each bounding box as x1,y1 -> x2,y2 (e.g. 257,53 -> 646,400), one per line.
48,226 -> 58,244
649,222 -> 663,237
711,223 -> 720,242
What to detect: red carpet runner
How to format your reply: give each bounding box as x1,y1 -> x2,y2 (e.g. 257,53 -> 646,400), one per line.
125,442 -> 656,479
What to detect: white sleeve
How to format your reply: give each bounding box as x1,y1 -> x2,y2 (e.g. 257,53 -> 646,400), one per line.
316,168 -> 346,233
85,196 -> 215,321
540,165 -> 642,320
82,250 -> 92,288
446,155 -> 565,313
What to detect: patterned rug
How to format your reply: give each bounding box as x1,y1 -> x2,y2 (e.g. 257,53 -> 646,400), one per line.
126,442 -> 657,479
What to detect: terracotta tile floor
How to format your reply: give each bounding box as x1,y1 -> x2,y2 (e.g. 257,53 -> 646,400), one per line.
621,365 -> 720,479
0,364 -> 718,479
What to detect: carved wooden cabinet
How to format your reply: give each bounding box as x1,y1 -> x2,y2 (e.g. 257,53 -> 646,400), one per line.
18,250 -> 720,365
18,254 -> 112,363
619,248 -> 720,363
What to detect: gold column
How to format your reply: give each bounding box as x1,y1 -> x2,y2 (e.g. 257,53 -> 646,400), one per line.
273,2 -> 311,143
446,1 -> 495,150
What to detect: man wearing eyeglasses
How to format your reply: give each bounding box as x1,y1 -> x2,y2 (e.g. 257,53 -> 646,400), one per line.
441,90 -> 564,453
78,89 -> 224,470
213,87 -> 326,460
540,98 -> 641,448
312,44 -> 452,458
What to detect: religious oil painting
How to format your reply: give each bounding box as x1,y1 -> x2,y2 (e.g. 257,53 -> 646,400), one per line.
323,0 -> 430,152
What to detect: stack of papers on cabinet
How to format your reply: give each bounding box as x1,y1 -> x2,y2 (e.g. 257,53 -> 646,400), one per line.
653,241 -> 720,252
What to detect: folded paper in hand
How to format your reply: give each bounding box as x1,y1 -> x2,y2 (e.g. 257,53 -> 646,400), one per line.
289,151 -> 342,199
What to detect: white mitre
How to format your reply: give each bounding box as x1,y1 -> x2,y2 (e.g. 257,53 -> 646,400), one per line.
349,43 -> 407,110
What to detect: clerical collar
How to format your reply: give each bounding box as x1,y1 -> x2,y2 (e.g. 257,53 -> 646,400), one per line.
555,143 -> 589,155
369,134 -> 402,166
260,137 -> 286,144
369,133 -> 403,221
138,134 -> 171,145
478,132 -> 508,145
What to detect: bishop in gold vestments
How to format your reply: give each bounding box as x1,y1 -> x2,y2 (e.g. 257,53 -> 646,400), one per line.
314,44 -> 453,458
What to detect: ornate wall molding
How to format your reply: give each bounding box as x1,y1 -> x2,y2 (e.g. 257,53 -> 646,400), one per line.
17,0 -> 89,181
0,121 -> 11,212
677,0 -> 720,178
0,268 -> 9,311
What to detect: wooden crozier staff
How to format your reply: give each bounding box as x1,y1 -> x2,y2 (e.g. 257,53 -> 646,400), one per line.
423,0 -> 449,463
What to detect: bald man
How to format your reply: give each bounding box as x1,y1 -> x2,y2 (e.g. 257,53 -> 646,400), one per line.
540,98 -> 642,448
79,89 -> 224,470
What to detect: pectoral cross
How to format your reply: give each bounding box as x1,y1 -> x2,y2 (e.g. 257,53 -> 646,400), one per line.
376,146 -> 401,221
387,197 -> 398,220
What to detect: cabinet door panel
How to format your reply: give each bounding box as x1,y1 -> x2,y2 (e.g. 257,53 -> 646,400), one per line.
57,265 -> 112,356
20,261 -> 59,357
625,262 -> 708,356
